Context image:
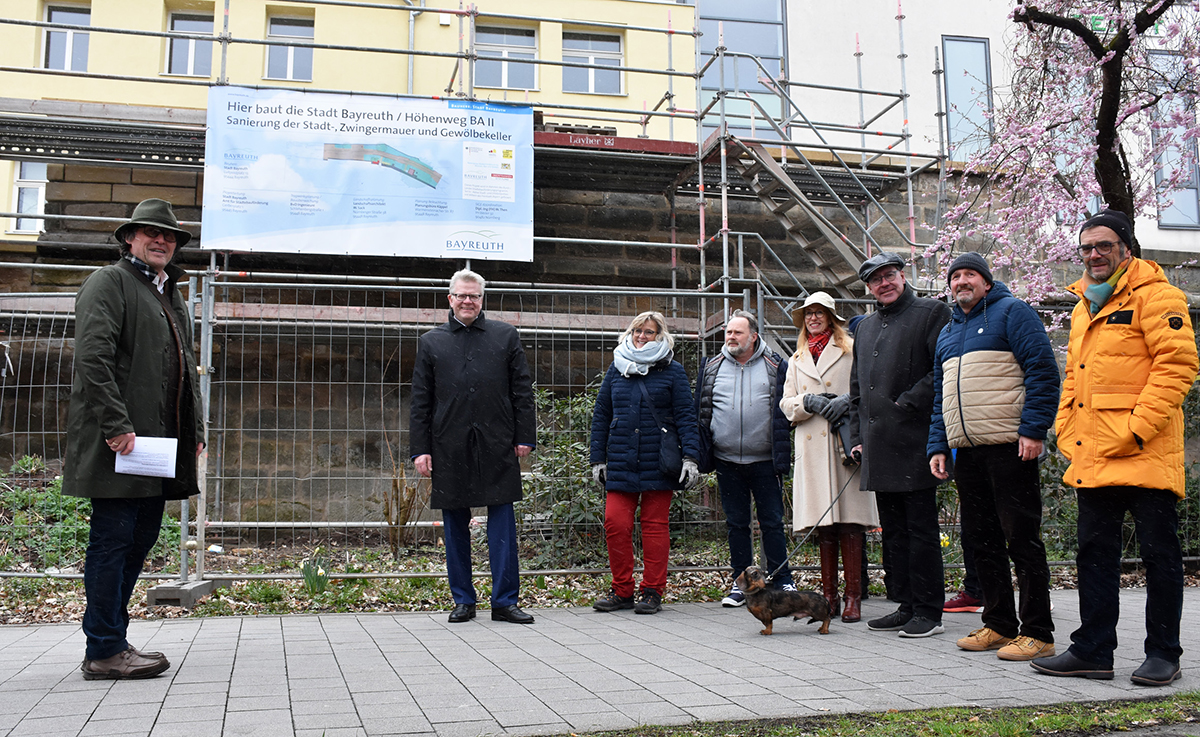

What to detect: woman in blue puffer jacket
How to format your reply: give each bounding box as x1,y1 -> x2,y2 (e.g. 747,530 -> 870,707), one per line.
589,311 -> 701,615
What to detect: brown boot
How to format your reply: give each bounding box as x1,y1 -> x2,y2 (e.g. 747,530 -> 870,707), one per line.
840,526 -> 864,622
817,527 -> 840,617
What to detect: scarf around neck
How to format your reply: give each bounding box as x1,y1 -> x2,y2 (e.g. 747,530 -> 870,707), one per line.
807,330 -> 832,361
1083,263 -> 1128,315
612,336 -> 673,377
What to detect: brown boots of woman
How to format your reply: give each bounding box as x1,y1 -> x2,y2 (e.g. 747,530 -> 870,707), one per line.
817,524 -> 863,623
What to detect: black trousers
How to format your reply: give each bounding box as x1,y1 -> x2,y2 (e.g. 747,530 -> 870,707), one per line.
955,443 -> 1053,642
1069,486 -> 1183,667
875,487 -> 944,621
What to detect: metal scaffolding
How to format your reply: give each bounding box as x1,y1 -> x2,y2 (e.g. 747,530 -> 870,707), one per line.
0,1 -> 954,582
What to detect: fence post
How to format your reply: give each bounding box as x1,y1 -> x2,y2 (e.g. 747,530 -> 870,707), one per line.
197,266 -> 217,579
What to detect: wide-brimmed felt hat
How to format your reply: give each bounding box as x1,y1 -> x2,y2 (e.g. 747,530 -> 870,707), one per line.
857,252 -> 905,283
791,291 -> 846,329
113,198 -> 192,248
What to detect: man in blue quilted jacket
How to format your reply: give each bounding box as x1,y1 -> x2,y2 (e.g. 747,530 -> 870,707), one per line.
695,310 -> 796,605
927,252 -> 1060,662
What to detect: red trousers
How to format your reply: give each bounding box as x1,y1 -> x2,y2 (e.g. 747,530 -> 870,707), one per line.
604,489 -> 673,597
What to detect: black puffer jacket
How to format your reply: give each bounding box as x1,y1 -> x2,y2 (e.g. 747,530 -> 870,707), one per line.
589,359 -> 700,492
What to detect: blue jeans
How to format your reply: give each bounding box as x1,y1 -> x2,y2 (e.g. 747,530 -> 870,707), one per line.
82,496 -> 165,661
714,459 -> 793,587
443,503 -> 520,607
1069,487 -> 1183,667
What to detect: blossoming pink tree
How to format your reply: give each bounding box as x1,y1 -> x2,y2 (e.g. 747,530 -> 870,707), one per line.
932,0 -> 1200,300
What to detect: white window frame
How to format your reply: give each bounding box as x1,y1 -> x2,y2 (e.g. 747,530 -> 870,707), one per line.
10,162 -> 48,234
474,26 -> 537,91
942,35 -> 995,163
265,16 -> 314,82
166,12 -> 214,77
562,31 -> 623,95
43,5 -> 90,72
1150,51 -> 1200,228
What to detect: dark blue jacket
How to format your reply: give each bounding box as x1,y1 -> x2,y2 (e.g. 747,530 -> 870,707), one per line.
589,359 -> 701,492
694,351 -> 792,475
927,281 -> 1060,456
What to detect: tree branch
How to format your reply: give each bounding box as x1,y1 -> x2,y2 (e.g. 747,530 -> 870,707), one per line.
1013,5 -> 1108,59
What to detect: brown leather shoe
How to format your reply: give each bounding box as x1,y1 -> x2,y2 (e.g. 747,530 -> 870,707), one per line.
130,645 -> 164,659
81,647 -> 170,680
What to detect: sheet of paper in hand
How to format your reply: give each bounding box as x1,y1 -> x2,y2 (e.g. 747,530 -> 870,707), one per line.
114,436 -> 178,478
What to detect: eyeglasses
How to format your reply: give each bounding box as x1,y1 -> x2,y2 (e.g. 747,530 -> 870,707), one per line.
450,293 -> 483,302
633,328 -> 659,337
1078,241 -> 1121,258
140,226 -> 177,244
867,269 -> 901,287
803,309 -> 827,319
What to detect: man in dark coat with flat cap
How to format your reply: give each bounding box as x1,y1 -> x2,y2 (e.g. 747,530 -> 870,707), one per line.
849,252 -> 951,639
410,269 -> 537,624
65,198 -> 204,680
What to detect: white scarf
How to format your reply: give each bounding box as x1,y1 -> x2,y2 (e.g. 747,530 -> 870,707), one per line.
612,336 -> 673,377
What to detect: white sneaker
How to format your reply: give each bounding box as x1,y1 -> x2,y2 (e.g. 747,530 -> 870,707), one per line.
721,583 -> 746,607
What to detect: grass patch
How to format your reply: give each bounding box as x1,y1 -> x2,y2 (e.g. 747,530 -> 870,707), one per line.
597,693 -> 1200,737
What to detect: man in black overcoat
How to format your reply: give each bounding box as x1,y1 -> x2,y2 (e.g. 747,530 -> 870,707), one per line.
848,252 -> 951,639
410,269 -> 537,624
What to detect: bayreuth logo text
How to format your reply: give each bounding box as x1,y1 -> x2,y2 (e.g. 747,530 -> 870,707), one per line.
446,230 -> 505,252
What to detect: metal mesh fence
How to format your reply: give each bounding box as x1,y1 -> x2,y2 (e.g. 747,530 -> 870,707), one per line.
203,282 -> 719,554
1,278 -> 1198,579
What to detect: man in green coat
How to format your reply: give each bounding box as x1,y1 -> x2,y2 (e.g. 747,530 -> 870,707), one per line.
63,199 -> 204,680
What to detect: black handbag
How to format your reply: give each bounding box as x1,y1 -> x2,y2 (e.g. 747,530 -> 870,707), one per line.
638,380 -> 683,481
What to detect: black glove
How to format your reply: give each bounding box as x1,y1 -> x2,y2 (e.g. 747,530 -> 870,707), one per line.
819,394 -> 852,423
803,394 -> 831,415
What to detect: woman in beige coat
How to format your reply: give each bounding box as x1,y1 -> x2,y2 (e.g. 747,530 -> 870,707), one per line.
780,292 -> 877,622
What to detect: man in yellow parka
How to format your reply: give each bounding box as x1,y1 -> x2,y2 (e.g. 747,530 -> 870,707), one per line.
1032,210 -> 1198,687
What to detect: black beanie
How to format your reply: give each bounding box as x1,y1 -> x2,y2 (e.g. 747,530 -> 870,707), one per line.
1080,209 -> 1133,248
947,251 -> 993,285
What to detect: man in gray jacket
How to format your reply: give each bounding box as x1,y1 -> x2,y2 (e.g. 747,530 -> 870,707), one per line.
695,310 -> 796,605
849,253 -> 951,639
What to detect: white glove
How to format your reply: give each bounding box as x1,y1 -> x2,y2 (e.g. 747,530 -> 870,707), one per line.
592,463 -> 607,486
679,459 -> 701,489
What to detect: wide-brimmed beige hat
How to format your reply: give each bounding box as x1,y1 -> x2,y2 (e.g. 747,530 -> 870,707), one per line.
791,292 -> 846,329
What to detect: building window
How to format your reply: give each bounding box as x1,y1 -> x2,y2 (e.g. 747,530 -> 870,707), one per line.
693,1 -> 787,139
942,36 -> 994,162
265,17 -> 313,81
563,32 -> 621,95
167,13 -> 214,77
44,6 -> 89,72
1150,52 -> 1199,227
11,162 -> 48,233
475,27 -> 536,90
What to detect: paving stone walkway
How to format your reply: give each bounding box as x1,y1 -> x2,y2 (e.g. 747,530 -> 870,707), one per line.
1,588 -> 1196,737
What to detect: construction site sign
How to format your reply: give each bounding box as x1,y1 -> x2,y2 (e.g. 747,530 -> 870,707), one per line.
201,86 -> 534,261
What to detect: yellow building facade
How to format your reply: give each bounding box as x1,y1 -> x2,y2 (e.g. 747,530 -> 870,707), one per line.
0,0 -> 698,242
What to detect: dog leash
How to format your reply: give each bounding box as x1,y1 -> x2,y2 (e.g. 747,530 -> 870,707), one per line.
765,463 -> 861,583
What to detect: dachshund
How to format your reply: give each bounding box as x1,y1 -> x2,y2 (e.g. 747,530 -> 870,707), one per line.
734,565 -> 831,635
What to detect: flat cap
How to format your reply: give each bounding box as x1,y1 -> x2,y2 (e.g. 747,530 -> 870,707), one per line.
857,252 -> 905,283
